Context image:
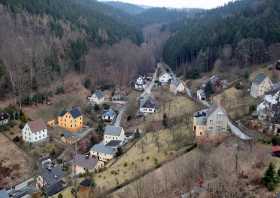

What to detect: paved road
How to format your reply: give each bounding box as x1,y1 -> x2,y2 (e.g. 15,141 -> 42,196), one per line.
140,64 -> 159,98
228,121 -> 252,140
114,105 -> 127,127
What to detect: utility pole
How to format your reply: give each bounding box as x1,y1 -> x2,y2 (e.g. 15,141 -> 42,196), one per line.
235,143 -> 239,175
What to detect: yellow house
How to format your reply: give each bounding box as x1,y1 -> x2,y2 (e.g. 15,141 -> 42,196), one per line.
58,108 -> 83,132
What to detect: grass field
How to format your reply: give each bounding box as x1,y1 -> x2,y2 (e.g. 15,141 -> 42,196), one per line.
213,87 -> 257,119
93,124 -> 194,192
150,91 -> 201,121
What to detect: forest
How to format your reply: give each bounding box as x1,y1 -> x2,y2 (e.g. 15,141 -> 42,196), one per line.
163,0 -> 280,76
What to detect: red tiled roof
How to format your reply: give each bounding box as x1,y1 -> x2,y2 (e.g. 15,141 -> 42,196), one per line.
28,119 -> 47,133
272,146 -> 280,153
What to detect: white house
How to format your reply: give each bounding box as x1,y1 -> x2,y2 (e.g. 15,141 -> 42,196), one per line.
139,96 -> 157,114
104,125 -> 126,144
197,89 -> 206,101
170,79 -> 185,95
22,119 -> 48,143
257,91 -> 280,121
102,109 -> 116,122
90,143 -> 116,162
0,112 -> 9,126
134,76 -> 146,91
88,90 -> 105,105
193,105 -> 228,137
159,72 -> 172,84
250,73 -> 273,98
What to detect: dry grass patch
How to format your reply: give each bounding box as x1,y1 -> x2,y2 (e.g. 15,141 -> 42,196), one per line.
94,125 -> 193,192
213,87 -> 257,119
0,134 -> 32,188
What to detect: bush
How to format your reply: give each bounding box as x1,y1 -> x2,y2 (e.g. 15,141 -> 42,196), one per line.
84,78 -> 91,89
55,86 -> 65,95
123,162 -> 128,167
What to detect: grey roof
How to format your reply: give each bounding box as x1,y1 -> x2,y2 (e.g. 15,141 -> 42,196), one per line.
105,140 -> 122,148
40,164 -> 65,188
141,97 -> 157,109
0,190 -> 9,198
94,90 -> 104,99
104,125 -> 123,136
253,73 -> 267,85
72,154 -> 98,169
91,143 -> 116,155
207,104 -> 227,118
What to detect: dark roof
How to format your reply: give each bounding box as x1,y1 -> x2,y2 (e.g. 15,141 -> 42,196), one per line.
0,113 -> 9,121
59,110 -> 67,117
40,164 -> 65,188
141,97 -> 157,109
59,108 -> 82,118
91,143 -> 116,155
80,179 -> 92,187
253,73 -> 267,85
104,125 -> 123,136
72,154 -> 98,169
27,119 -> 47,133
45,180 -> 65,196
70,108 -> 82,118
105,140 -> 122,147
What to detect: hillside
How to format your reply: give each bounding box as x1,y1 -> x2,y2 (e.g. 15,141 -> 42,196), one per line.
163,0 -> 280,76
0,0 -> 143,45
136,7 -> 202,26
102,1 -> 146,15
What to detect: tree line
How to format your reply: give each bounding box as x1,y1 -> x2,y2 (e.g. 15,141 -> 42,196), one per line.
163,0 -> 280,76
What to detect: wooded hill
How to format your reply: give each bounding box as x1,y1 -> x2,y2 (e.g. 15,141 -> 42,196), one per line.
163,0 -> 280,77
102,1 -> 146,15
0,0 -> 143,45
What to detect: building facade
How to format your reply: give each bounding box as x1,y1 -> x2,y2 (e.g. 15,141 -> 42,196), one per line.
22,119 -> 48,143
250,73 -> 273,98
58,108 -> 83,132
193,105 -> 228,137
104,125 -> 126,144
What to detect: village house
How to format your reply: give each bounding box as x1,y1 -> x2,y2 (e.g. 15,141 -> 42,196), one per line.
197,89 -> 206,101
58,107 -> 83,132
104,125 -> 126,144
139,96 -> 157,114
170,79 -> 185,95
257,91 -> 280,121
102,109 -> 116,122
90,143 -> 116,162
134,76 -> 146,91
159,72 -> 172,84
0,112 -> 9,126
193,105 -> 228,137
36,159 -> 65,196
22,119 -> 48,143
88,90 -> 105,105
72,154 -> 104,175
250,73 -> 273,98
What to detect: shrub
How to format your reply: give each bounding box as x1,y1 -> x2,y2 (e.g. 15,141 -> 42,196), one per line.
123,162 -> 128,167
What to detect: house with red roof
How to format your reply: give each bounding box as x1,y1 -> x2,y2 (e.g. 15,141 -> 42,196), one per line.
22,119 -> 48,143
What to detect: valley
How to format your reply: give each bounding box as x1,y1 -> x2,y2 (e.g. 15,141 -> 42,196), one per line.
0,0 -> 280,198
